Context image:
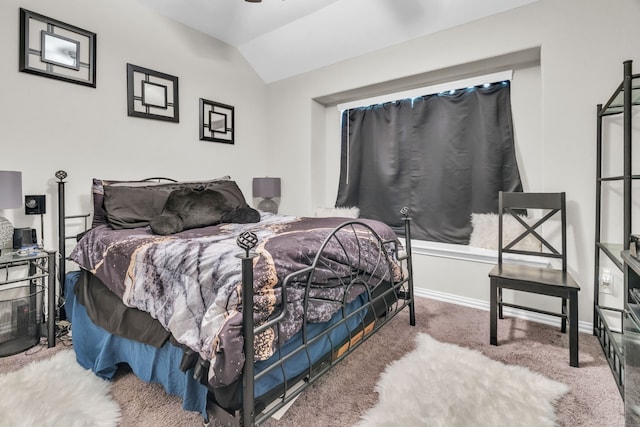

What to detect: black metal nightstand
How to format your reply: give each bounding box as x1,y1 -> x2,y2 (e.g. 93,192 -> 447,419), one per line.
0,249 -> 56,356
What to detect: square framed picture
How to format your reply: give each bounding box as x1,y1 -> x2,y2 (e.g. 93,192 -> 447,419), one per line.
200,99 -> 234,144
19,8 -> 96,87
127,63 -> 179,123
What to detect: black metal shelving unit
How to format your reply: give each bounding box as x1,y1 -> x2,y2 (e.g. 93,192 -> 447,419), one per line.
623,250 -> 640,423
594,60 -> 640,397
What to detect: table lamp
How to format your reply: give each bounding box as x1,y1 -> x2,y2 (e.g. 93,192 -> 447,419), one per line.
252,177 -> 281,214
0,171 -> 23,249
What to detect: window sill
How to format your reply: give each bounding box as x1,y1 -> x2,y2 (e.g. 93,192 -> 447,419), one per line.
410,240 -> 550,267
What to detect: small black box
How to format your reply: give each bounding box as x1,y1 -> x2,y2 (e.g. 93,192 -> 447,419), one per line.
13,228 -> 37,249
15,302 -> 30,337
24,195 -> 46,215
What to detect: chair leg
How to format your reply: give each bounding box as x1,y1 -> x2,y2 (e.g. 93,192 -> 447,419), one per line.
498,287 -> 504,319
561,297 -> 567,333
569,292 -> 579,367
490,280 -> 498,346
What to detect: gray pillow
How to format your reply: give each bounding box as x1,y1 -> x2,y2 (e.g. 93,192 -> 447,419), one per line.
91,178 -> 148,228
103,179 -> 248,229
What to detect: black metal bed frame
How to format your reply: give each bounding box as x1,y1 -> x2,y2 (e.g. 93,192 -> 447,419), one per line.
55,172 -> 415,426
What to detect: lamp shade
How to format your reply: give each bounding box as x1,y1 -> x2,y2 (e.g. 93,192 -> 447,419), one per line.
0,171 -> 22,209
252,177 -> 281,198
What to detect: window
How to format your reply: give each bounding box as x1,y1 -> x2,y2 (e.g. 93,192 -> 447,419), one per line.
336,80 -> 522,244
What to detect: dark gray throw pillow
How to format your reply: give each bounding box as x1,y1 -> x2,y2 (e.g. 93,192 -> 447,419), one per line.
150,188 -> 230,235
150,187 -> 260,235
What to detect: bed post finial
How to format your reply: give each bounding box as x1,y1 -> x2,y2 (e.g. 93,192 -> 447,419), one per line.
237,231 -> 258,258
55,170 -> 67,181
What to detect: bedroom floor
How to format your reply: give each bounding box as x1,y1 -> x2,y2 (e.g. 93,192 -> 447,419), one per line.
0,296 -> 624,426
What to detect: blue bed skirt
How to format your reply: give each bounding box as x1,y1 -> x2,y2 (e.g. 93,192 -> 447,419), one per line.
65,270 -> 370,419
64,271 -> 209,417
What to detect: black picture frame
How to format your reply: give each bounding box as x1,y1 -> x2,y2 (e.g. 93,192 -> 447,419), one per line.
19,8 -> 96,88
200,98 -> 234,144
127,63 -> 179,123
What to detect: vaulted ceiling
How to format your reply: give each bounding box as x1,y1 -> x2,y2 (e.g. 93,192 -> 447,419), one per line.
138,0 -> 538,83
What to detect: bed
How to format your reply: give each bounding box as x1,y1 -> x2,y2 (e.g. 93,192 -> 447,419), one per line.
56,172 -> 415,426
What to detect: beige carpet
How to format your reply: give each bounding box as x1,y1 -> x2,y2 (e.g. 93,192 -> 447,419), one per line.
0,296 -> 625,426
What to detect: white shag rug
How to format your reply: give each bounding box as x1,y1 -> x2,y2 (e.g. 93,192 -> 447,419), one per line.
356,334 -> 569,427
0,350 -> 121,427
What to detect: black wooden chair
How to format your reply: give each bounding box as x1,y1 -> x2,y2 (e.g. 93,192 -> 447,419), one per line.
488,191 -> 580,367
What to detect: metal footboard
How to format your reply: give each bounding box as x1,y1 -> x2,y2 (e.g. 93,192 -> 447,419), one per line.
212,210 -> 415,426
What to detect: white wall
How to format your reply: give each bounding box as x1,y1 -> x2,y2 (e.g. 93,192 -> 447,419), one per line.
266,0 -> 640,324
0,0 -> 270,250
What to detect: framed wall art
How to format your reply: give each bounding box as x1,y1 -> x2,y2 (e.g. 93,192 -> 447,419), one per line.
127,63 -> 179,123
19,8 -> 97,87
199,98 -> 234,144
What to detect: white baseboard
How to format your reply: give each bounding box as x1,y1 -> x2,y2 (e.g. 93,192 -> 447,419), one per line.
414,287 -> 593,334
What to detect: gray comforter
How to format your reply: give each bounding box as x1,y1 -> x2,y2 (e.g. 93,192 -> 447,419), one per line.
69,213 -> 402,383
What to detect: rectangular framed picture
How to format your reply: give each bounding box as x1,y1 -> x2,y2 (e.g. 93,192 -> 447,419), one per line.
19,8 -> 96,87
127,63 -> 179,123
200,98 -> 234,144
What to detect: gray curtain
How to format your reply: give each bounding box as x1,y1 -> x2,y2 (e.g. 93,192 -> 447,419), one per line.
336,82 -> 522,244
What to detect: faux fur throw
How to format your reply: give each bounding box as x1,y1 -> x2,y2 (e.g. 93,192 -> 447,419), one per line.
315,206 -> 360,218
150,187 -> 260,235
469,213 -> 541,252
